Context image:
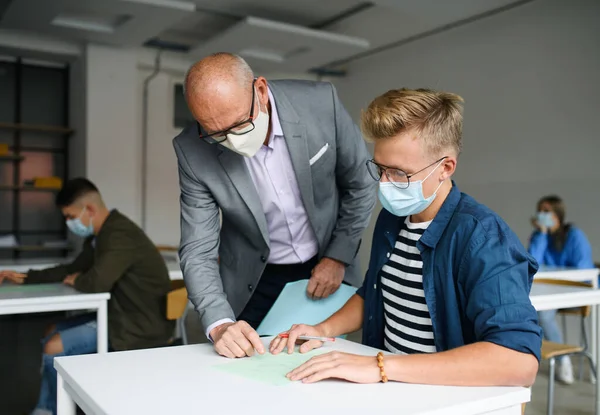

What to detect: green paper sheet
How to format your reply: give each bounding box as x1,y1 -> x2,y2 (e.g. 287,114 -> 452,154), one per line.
212,349 -> 327,386
0,284 -> 62,293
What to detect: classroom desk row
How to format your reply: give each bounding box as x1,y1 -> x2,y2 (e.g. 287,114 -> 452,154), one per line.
1,261 -> 598,415
48,283 -> 600,415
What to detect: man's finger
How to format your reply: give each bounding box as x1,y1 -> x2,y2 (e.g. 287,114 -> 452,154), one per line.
270,336 -> 283,354
233,335 -> 255,357
313,282 -> 327,299
240,322 -> 264,354
215,343 -> 235,359
226,340 -> 247,358
306,278 -> 318,298
286,328 -> 304,354
299,339 -> 323,353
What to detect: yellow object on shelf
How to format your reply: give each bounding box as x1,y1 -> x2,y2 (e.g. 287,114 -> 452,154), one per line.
0,143 -> 8,155
33,177 -> 63,189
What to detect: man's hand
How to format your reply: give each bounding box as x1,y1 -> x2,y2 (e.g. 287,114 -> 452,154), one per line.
307,257 -> 345,299
210,321 -> 265,358
63,273 -> 80,286
287,351 -> 381,384
0,270 -> 26,285
269,324 -> 327,355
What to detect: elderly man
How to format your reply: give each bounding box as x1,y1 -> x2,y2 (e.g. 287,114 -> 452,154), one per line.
173,53 -> 375,358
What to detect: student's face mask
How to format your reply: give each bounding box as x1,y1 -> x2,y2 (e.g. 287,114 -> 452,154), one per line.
378,159 -> 445,217
536,211 -> 555,228
219,90 -> 270,158
66,207 -> 94,238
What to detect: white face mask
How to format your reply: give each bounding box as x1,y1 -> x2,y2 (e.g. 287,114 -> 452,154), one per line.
220,94 -> 270,158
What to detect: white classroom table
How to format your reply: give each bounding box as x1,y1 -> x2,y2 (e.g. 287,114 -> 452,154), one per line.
534,267 -> 599,379
54,337 -> 529,415
530,282 -> 600,415
0,283 -> 111,353
0,257 -> 184,280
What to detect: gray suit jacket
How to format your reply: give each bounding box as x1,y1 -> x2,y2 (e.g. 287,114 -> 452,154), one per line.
173,80 -> 376,331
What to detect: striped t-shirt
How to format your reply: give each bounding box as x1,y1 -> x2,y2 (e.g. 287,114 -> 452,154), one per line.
380,217 -> 436,355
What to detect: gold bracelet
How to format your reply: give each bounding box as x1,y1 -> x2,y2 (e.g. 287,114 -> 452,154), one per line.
377,352 -> 388,383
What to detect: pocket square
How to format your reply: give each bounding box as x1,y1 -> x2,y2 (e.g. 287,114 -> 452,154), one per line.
309,143 -> 329,166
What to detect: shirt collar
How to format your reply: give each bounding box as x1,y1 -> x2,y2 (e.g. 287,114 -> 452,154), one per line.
419,181 -> 462,249
266,86 -> 283,147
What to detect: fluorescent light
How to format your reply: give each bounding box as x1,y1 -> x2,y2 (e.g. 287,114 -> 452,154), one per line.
51,12 -> 131,34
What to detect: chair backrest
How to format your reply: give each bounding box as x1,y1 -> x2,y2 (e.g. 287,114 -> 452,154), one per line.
156,244 -> 179,252
166,280 -> 188,321
534,278 -> 592,317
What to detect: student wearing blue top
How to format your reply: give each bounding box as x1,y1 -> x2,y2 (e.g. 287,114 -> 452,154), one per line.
270,88 -> 542,387
529,195 -> 594,384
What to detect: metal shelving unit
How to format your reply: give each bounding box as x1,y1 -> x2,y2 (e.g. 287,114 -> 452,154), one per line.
0,58 -> 74,259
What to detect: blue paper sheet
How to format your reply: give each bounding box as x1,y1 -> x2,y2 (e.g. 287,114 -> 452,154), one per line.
256,279 -> 356,336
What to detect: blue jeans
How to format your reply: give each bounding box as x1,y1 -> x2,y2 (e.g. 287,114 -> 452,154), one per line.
34,314 -> 98,415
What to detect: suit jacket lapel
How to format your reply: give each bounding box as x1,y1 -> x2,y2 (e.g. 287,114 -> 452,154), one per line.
280,121 -> 316,218
217,149 -> 269,246
269,82 -> 317,223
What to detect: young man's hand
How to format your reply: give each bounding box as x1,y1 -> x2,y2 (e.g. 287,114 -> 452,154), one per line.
63,273 -> 80,286
0,270 -> 26,285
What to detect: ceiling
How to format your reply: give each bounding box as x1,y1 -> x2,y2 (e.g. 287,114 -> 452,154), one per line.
0,0 -> 527,72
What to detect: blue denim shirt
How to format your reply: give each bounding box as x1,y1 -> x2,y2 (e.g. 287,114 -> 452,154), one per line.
357,182 -> 542,361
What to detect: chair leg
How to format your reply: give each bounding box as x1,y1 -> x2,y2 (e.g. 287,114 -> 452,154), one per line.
582,352 -> 598,379
548,357 -> 556,415
180,305 -> 190,345
562,314 -> 568,344
581,317 -> 590,381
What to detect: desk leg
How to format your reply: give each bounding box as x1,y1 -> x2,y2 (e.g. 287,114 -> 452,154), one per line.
591,278 -> 599,384
596,303 -> 600,415
97,301 -> 108,354
57,373 -> 75,415
593,299 -> 598,383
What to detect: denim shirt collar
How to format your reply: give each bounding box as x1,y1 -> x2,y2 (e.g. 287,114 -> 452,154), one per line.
419,180 -> 461,249
382,180 -> 461,250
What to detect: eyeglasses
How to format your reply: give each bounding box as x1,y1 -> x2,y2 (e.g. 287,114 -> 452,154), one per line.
198,79 -> 257,144
366,156 -> 447,189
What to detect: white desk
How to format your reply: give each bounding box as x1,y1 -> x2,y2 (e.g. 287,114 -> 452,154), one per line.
534,267 -> 599,381
535,267 -> 599,286
54,337 -> 529,415
0,283 -> 111,353
530,282 -> 600,414
0,258 -> 184,281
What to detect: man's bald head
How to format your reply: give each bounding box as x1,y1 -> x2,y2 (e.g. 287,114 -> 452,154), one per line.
184,52 -> 270,138
184,53 -> 254,103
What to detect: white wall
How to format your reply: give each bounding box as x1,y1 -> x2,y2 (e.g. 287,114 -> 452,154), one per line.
86,44 -> 142,223
333,0 -> 600,270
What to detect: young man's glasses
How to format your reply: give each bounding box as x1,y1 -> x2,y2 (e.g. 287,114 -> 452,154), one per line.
198,79 -> 257,144
366,157 -> 447,189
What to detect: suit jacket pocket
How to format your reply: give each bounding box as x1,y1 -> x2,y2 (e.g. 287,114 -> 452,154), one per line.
309,143 -> 329,166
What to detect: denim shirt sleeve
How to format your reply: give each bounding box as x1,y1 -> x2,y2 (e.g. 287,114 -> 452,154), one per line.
459,226 -> 542,362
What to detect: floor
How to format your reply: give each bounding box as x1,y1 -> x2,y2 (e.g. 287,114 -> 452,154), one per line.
0,311 -> 596,414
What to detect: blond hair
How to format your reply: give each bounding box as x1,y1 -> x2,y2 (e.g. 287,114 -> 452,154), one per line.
361,88 -> 464,156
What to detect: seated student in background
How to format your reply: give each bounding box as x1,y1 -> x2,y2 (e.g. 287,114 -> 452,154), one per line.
529,195 -> 594,384
0,178 -> 174,415
270,88 -> 542,387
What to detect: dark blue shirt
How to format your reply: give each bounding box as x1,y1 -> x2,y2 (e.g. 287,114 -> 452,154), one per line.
357,182 -> 542,361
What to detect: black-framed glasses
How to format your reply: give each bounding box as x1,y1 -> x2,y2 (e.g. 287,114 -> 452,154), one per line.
366,156 -> 447,189
198,79 -> 257,144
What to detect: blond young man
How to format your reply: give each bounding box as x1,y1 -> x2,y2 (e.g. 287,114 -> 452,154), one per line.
270,88 -> 542,387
